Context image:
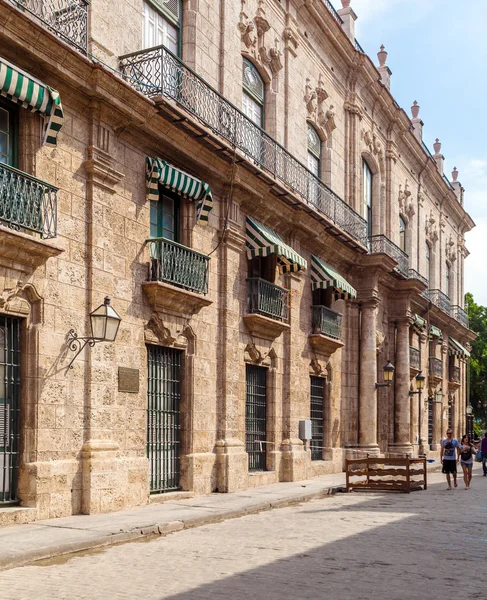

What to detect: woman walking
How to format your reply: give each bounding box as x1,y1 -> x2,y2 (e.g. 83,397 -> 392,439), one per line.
459,434 -> 476,489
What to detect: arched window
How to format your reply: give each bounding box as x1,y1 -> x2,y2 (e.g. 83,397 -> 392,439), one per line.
242,58 -> 264,128
362,160 -> 373,236
426,242 -> 431,284
446,262 -> 451,298
307,124 -> 321,177
143,0 -> 181,55
399,216 -> 406,252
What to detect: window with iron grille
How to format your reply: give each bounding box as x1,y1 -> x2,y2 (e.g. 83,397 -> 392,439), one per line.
428,400 -> 433,448
147,345 -> 182,493
310,376 -> 325,460
246,364 -> 267,472
0,316 -> 20,504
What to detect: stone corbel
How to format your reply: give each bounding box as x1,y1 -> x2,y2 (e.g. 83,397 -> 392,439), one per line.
0,282 -> 43,318
84,145 -> 124,194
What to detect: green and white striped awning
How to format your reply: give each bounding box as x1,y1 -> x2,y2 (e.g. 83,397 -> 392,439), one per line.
449,337 -> 470,358
310,255 -> 356,299
0,58 -> 63,146
413,314 -> 427,332
245,217 -> 307,274
146,157 -> 213,224
430,325 -> 443,339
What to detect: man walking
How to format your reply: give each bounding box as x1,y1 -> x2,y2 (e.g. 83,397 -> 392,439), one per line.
440,429 -> 460,490
481,432 -> 487,476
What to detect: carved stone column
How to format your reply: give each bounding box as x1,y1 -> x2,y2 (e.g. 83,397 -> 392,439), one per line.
389,318 -> 413,454
358,298 -> 380,455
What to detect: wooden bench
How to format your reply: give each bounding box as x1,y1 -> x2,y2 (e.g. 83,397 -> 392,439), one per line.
345,455 -> 427,493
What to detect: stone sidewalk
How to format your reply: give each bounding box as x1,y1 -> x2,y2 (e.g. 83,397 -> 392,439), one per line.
0,461 -> 441,572
0,472 -> 347,571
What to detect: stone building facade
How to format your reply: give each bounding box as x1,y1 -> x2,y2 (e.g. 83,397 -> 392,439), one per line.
0,0 -> 475,524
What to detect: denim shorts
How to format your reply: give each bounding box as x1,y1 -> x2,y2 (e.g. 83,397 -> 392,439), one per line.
461,461 -> 473,468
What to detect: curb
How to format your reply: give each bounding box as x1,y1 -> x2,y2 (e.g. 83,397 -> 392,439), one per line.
0,484 -> 343,572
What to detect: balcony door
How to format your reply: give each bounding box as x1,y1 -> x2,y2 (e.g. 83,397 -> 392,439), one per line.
143,1 -> 179,54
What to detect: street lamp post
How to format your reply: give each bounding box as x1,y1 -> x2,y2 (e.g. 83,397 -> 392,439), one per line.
409,372 -> 426,454
466,404 -> 473,439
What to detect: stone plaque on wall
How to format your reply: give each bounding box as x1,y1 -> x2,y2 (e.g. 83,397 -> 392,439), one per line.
118,367 -> 140,393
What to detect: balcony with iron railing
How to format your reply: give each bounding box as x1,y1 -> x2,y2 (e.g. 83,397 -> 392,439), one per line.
408,269 -> 428,288
247,278 -> 289,322
143,237 -> 212,315
148,237 -> 209,294
424,289 -> 451,315
312,305 -> 342,340
449,364 -> 461,384
119,45 -> 368,250
0,162 -> 58,239
451,305 -> 468,328
368,235 -> 409,277
410,346 -> 420,371
10,0 -> 89,53
429,357 -> 443,380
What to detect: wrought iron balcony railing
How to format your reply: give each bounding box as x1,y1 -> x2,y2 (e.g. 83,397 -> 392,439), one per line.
247,278 -> 289,322
368,235 -> 409,277
408,269 -> 428,287
119,45 -> 368,248
147,237 -> 210,295
424,289 -> 451,315
0,163 -> 57,239
429,357 -> 443,379
11,0 -> 89,53
449,364 -> 461,384
312,305 -> 342,340
354,39 -> 365,53
451,305 -> 468,328
410,346 -> 420,371
322,0 -> 343,24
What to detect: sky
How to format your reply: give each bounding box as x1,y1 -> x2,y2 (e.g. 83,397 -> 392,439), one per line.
347,0 -> 487,305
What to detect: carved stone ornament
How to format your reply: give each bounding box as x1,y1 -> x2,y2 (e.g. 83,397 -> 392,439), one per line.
144,313 -> 195,353
398,181 -> 415,219
0,282 -> 42,317
425,210 -> 439,245
244,342 -> 277,367
445,234 -> 457,263
310,358 -> 325,376
239,0 -> 283,76
282,25 -> 299,57
362,129 -> 383,158
305,74 -> 335,138
376,329 -> 385,354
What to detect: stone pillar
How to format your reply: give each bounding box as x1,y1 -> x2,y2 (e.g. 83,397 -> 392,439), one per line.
358,299 -> 380,454
215,223 -> 248,492
419,331 -> 429,453
281,270 -> 307,481
389,318 -> 413,454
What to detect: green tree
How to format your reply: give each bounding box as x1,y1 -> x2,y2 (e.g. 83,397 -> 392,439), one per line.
465,292 -> 487,429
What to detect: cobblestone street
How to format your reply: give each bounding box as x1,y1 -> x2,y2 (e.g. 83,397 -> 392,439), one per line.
1,469 -> 486,600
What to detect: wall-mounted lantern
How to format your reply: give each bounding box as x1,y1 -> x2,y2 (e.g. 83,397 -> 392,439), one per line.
376,361 -> 395,388
66,297 -> 121,370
